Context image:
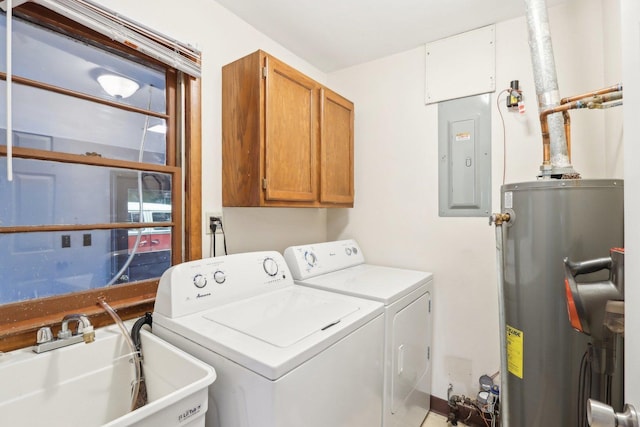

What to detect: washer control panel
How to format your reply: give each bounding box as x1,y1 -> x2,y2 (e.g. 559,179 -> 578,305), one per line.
154,251 -> 292,318
283,239 -> 365,280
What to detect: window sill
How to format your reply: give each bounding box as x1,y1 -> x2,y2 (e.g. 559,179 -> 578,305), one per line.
0,281 -> 158,353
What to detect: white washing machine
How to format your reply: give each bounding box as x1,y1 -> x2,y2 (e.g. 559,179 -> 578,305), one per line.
284,239 -> 433,427
152,251 -> 385,427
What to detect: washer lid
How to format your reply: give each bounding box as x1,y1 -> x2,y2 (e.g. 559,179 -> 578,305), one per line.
154,286 -> 383,380
297,264 -> 433,305
204,288 -> 359,348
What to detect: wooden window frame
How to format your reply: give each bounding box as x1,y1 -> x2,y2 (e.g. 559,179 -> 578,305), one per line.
0,4 -> 201,352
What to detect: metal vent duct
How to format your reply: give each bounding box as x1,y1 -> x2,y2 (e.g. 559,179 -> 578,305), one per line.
525,0 -> 577,177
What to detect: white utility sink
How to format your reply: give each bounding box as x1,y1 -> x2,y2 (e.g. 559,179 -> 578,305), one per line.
0,323 -> 216,426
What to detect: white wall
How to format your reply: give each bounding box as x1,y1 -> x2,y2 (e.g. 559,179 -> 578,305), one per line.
326,0 -> 621,399
93,0 -> 330,256
603,0 -> 624,177
621,0 -> 640,407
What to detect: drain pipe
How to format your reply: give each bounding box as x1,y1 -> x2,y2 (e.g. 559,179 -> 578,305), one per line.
490,212 -> 512,427
525,0 -> 577,178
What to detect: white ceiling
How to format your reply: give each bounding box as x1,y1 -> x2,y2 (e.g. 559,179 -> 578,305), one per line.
215,0 -> 570,72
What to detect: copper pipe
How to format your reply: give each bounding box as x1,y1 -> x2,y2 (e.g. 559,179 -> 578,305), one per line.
540,116 -> 551,166
563,111 -> 571,161
560,83 -> 622,105
557,83 -> 621,165
539,87 -> 623,166
587,91 -> 623,108
590,101 -> 623,109
540,102 -> 582,166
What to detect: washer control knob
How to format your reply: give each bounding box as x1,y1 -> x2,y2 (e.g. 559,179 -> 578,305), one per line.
263,257 -> 279,277
345,247 -> 352,256
213,270 -> 226,284
193,273 -> 207,288
304,251 -> 317,267
352,247 -> 358,255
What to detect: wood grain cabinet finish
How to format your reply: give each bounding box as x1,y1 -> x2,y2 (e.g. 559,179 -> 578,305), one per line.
222,50 -> 354,207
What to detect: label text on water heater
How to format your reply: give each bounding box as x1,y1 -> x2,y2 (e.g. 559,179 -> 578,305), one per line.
507,324 -> 524,379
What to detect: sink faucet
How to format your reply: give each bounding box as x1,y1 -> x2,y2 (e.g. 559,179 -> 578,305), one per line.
58,314 -> 95,342
33,314 -> 95,354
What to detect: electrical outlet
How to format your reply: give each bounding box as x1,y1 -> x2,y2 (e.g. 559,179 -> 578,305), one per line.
206,212 -> 223,234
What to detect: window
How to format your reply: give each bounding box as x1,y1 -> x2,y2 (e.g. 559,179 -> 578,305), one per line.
0,3 -> 202,351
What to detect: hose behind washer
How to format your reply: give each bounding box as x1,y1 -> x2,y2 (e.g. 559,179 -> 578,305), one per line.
130,312 -> 153,410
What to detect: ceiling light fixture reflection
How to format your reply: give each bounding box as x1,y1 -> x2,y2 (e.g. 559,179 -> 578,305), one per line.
148,123 -> 167,134
97,73 -> 140,99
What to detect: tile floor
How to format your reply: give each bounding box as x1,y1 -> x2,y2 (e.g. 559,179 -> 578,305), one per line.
421,412 -> 470,427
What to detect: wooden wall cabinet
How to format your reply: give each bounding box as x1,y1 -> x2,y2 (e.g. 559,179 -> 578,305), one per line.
222,50 -> 354,207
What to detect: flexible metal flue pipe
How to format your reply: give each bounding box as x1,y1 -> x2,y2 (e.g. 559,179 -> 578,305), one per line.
525,0 -> 576,177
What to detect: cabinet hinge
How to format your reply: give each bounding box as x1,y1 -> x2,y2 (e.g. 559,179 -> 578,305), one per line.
262,178 -> 267,189
429,299 -> 432,313
428,346 -> 430,360
262,66 -> 268,79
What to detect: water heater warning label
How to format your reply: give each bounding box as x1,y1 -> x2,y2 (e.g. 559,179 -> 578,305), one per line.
507,325 -> 524,379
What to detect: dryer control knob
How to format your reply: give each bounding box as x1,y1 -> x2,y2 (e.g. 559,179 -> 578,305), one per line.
193,273 -> 207,288
345,247 -> 352,256
263,257 -> 279,276
213,270 -> 226,284
304,251 -> 317,267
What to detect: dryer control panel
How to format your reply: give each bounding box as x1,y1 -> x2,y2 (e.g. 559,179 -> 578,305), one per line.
284,239 -> 365,280
154,251 -> 292,318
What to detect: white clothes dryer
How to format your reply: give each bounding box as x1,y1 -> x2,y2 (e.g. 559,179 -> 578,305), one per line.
284,240 -> 433,427
152,251 -> 385,427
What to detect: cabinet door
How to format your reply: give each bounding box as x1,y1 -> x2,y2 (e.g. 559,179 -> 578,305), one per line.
320,88 -> 354,205
264,56 -> 318,202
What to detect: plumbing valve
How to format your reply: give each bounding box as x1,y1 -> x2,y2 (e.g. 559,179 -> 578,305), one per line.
489,212 -> 511,226
507,80 -> 525,114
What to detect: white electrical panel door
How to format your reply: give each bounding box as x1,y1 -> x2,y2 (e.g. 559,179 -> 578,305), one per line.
425,25 -> 495,105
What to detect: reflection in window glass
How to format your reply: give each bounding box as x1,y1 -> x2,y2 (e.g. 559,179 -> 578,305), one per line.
0,160 -> 173,303
0,159 -> 172,227
0,13 -> 166,113
0,83 -> 167,165
0,229 -> 172,304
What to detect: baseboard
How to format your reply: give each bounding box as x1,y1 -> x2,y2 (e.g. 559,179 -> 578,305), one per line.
429,394 -> 450,417
430,395 -> 494,427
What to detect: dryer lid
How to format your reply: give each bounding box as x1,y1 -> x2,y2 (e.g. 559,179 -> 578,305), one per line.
204,287 -> 360,348
298,264 -> 432,305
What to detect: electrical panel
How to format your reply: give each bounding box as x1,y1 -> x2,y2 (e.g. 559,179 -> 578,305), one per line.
438,94 -> 491,217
